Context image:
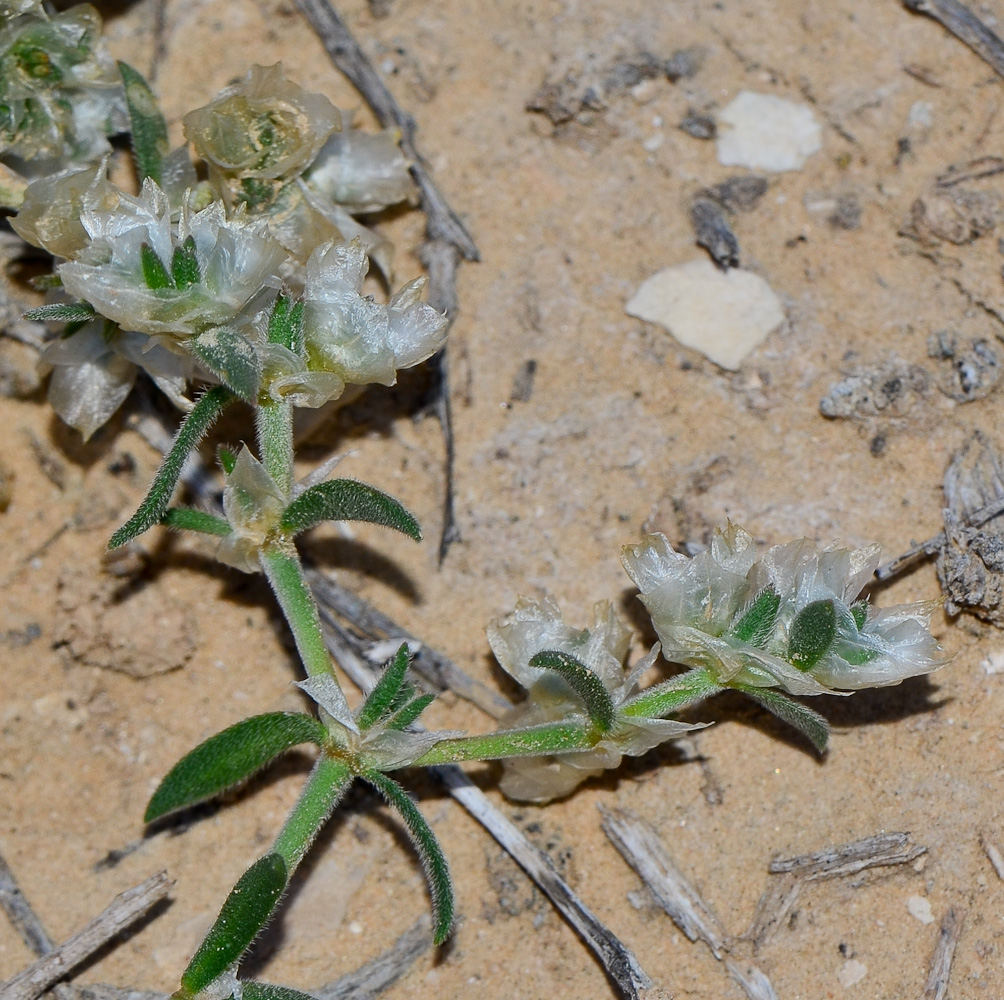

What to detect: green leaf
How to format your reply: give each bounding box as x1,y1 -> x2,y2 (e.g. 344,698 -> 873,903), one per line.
172,236 -> 200,290
161,507 -> 232,537
118,61 -> 169,184
736,685 -> 830,753
357,644 -> 411,731
140,242 -> 174,289
29,274 -> 63,291
363,771 -> 453,945
218,445 -> 238,476
528,650 -> 615,732
109,386 -> 235,549
191,327 -> 261,403
265,294 -> 303,353
850,599 -> 868,631
180,853 -> 288,997
731,586 -> 780,647
788,599 -> 837,671
23,301 -> 95,323
386,692 -> 435,731
145,713 -> 326,822
280,479 -> 421,541
243,985 -> 318,1000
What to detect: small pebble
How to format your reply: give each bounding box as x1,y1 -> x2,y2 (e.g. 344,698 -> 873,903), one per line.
717,91 -> 821,172
908,894 -> 935,924
837,959 -> 867,987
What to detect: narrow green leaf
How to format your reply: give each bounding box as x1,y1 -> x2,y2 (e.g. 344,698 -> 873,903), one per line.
161,506 -> 232,537
145,713 -> 326,822
357,644 -> 411,731
180,853 -> 288,997
191,326 -> 261,403
736,685 -> 830,753
386,692 -> 435,731
29,273 -> 63,291
118,61 -> 169,184
109,386 -> 235,549
731,586 -> 781,648
172,236 -> 200,289
218,445 -> 238,476
243,984 -> 318,1000
266,295 -> 292,347
788,599 -> 837,671
364,771 -> 453,945
850,599 -> 868,631
528,650 -> 615,732
280,479 -> 421,541
288,301 -> 304,356
140,242 -> 174,289
23,301 -> 95,323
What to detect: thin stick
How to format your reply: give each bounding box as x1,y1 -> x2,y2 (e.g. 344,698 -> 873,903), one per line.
920,907 -> 965,1000
875,497 -> 1004,582
294,0 -> 478,560
0,872 -> 172,1000
768,831 -> 926,882
903,0 -> 1004,78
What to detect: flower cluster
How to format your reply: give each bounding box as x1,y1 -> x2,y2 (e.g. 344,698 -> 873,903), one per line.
621,522 -> 947,694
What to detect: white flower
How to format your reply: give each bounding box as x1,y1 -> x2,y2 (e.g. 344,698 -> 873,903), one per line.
488,596 -> 701,802
302,239 -> 447,388
39,319 -> 193,440
58,179 -> 286,341
621,522 -> 948,695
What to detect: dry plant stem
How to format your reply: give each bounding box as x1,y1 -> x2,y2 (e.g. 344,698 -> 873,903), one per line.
767,831 -> 926,881
598,806 -> 778,1000
295,0 -> 479,560
875,497 -> 1004,580
920,907 -> 966,1000
743,874 -> 801,953
903,0 -> 1004,78
0,872 -> 172,1000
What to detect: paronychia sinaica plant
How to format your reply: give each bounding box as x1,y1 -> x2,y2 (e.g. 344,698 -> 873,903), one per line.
1,5 -> 950,997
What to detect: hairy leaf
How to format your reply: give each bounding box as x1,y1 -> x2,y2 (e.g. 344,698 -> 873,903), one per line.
109,386 -> 235,549
243,985 -> 318,1000
172,236 -> 200,289
140,242 -> 174,289
357,644 -> 411,730
218,445 -> 238,475
364,770 -> 453,944
850,599 -> 869,631
266,294 -> 303,354
145,713 -> 326,822
23,301 -> 95,323
180,853 -> 288,996
118,61 -> 169,184
191,326 -> 261,403
161,506 -> 232,537
281,479 -> 421,541
737,685 -> 830,753
731,586 -> 780,648
788,599 -> 837,671
386,692 -> 435,731
528,650 -> 615,732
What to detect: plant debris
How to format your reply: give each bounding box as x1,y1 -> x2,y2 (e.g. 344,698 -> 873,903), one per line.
927,331 -> 1000,402
690,197 -> 740,269
819,358 -> 931,421
904,186 -> 1003,245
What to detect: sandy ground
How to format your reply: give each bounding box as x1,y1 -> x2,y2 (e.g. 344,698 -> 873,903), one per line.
4,0 -> 1004,996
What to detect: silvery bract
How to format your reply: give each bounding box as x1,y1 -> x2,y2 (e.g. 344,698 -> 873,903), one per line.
303,239 -> 448,389
621,522 -> 948,694
488,597 -> 701,802
59,179 -> 286,341
0,4 -> 127,163
217,446 -> 287,573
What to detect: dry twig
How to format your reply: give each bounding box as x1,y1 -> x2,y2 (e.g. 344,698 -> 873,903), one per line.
768,831 -> 926,882
0,872 -> 172,1000
903,0 -> 1004,78
920,907 -> 966,1000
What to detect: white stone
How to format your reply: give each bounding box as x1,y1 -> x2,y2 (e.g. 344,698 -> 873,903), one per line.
908,894 -> 935,924
716,90 -> 822,172
837,959 -> 868,987
625,258 -> 786,370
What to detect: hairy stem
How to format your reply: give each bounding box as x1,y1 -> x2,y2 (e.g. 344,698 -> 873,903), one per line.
619,667 -> 720,720
256,399 -> 294,496
273,754 -> 353,870
409,720 -> 595,768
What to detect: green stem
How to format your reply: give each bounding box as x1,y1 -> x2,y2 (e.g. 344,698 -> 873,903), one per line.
409,720 -> 594,768
257,399 -> 294,496
273,754 -> 353,870
260,546 -> 336,681
620,667 -> 720,719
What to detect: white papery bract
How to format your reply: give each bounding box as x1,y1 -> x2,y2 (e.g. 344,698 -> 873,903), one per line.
303,239 -> 447,388
217,446 -> 287,573
58,180 -> 286,341
621,522 -> 948,695
488,596 -> 701,802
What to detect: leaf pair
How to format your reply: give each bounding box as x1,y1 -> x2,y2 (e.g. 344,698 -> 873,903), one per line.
357,643 -> 434,732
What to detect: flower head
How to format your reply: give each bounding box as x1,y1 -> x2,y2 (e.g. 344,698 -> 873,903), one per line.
216,446 -> 287,573
57,179 -> 286,341
488,596 -> 700,802
621,522 -> 948,695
